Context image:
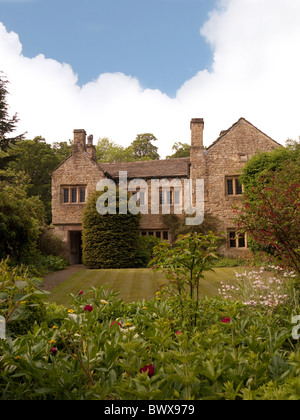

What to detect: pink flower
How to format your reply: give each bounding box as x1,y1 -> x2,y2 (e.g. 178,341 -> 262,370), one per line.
139,364 -> 155,377
78,291 -> 84,296
176,331 -> 182,335
84,305 -> 93,312
221,317 -> 231,324
50,347 -> 58,355
110,321 -> 122,328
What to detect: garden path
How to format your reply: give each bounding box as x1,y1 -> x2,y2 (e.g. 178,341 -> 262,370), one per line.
42,264 -> 84,291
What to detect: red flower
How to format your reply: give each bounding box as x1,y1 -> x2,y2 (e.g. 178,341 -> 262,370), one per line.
110,321 -> 122,328
176,331 -> 182,335
50,347 -> 58,355
78,291 -> 84,296
84,305 -> 93,312
140,364 -> 155,377
221,317 -> 231,324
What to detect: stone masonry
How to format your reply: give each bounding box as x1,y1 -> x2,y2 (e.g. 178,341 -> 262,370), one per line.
51,118 -> 280,263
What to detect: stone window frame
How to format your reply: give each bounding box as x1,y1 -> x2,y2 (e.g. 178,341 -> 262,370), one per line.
225,175 -> 243,197
228,229 -> 248,249
140,230 -> 169,241
61,185 -> 87,204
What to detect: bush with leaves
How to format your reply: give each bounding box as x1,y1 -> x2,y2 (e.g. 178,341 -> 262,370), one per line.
0,258 -> 48,336
82,189 -> 140,268
0,283 -> 300,400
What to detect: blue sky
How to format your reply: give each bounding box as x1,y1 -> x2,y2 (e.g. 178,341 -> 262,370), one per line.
0,0 -> 215,96
0,0 -> 300,157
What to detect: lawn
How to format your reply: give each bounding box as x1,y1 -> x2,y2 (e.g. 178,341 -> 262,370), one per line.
45,267 -> 241,306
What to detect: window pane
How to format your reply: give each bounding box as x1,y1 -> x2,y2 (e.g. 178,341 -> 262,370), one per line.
235,179 -> 243,195
229,231 -> 236,247
71,188 -> 77,203
159,190 -> 164,205
141,231 -> 147,236
167,190 -> 172,205
79,188 -> 86,203
140,191 -> 145,206
63,188 -> 69,203
156,231 -> 161,239
174,189 -> 180,204
227,179 -> 234,195
148,231 -> 154,236
238,234 -> 246,248
163,231 -> 169,240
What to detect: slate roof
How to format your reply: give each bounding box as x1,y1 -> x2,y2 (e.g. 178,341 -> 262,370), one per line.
98,157 -> 190,180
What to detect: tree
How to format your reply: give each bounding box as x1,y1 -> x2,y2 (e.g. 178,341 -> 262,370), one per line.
166,142 -> 190,159
52,140 -> 72,162
8,137 -> 62,224
130,133 -> 160,160
96,137 -> 134,162
82,190 -> 140,268
150,232 -> 223,325
236,143 -> 300,274
0,73 -> 25,181
0,184 -> 45,263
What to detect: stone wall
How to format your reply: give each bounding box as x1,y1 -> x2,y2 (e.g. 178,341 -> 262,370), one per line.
51,118 -> 281,262
200,118 -> 280,255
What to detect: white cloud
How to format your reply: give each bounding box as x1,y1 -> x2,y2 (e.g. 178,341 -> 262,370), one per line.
1,0 -> 300,158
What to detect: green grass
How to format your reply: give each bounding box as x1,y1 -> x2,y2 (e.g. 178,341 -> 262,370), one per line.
45,267 -> 243,306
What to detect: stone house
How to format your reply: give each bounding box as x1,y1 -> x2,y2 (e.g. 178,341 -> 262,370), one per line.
51,117 -> 280,264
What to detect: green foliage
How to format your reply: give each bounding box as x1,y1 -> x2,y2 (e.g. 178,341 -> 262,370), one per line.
0,73 -> 25,181
134,235 -> 161,268
236,160 -> 300,274
0,282 -> 299,400
239,140 -> 300,191
7,137 -> 65,224
211,256 -> 248,268
131,133 -> 159,160
96,134 -> 160,163
37,227 -> 65,257
166,141 -> 191,159
0,184 -> 45,264
96,137 -> 134,162
0,258 -> 48,336
150,232 -> 223,299
149,232 -> 224,327
82,190 -> 140,268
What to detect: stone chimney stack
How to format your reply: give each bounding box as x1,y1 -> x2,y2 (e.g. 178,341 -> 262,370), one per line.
72,129 -> 86,155
190,118 -> 204,165
190,118 -> 206,190
86,134 -> 96,161
190,118 -> 204,149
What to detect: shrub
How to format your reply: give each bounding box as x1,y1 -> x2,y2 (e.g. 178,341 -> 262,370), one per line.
37,227 -> 64,257
0,258 -> 49,336
0,286 -> 299,400
134,235 -> 160,268
82,190 -> 140,268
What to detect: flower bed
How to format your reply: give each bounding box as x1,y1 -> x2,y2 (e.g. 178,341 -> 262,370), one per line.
1,283 -> 300,400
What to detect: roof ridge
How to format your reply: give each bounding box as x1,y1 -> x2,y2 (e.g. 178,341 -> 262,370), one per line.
206,117 -> 281,151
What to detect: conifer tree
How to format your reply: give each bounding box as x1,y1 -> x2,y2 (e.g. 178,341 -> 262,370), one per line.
0,73 -> 25,181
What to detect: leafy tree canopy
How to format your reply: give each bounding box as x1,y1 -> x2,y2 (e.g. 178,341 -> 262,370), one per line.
7,137 -> 69,224
236,140 -> 300,274
131,133 -> 159,160
166,142 -> 190,159
96,134 -> 160,162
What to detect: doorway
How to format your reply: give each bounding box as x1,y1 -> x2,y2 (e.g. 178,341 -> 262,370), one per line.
69,231 -> 82,265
